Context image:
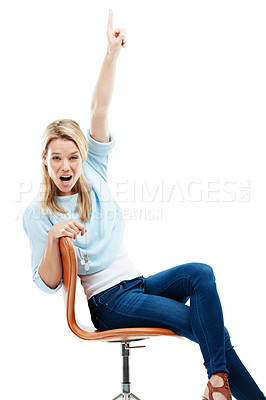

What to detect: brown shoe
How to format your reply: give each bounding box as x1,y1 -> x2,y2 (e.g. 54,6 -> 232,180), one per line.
203,373 -> 232,400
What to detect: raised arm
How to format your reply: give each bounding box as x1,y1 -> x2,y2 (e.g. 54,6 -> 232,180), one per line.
90,9 -> 126,143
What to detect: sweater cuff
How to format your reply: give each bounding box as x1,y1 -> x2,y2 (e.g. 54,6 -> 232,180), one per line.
33,269 -> 63,294
86,129 -> 116,156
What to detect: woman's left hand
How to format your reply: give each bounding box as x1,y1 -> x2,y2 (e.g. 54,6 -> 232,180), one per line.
107,9 -> 126,57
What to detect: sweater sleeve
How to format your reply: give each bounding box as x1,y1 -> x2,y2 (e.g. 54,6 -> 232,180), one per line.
22,202 -> 63,294
85,129 -> 116,181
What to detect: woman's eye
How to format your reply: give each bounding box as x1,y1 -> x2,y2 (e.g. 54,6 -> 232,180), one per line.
51,156 -> 78,161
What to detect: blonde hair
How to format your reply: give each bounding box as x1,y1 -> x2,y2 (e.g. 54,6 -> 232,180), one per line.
39,119 -> 91,222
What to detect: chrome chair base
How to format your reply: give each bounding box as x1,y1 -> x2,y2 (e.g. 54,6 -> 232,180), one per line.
111,341 -> 145,400
112,393 -> 141,400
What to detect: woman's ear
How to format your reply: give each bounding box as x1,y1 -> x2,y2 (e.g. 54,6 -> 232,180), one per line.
42,156 -> 48,166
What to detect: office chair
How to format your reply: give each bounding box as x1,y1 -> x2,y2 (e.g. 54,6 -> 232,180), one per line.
60,236 -> 183,400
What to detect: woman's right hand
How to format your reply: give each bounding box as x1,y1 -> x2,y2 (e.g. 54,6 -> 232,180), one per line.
107,9 -> 126,57
49,220 -> 87,240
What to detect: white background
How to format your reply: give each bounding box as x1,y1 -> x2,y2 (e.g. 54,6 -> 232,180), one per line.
1,0 -> 265,398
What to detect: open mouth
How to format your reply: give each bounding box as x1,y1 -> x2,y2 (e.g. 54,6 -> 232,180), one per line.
60,175 -> 73,185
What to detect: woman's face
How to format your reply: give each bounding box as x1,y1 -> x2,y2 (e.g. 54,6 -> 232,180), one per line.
43,138 -> 83,196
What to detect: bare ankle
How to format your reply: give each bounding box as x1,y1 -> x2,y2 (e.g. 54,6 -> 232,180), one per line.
210,374 -> 224,387
204,373 -> 232,400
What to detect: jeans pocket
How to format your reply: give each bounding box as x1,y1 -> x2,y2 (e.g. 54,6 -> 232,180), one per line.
97,284 -> 123,306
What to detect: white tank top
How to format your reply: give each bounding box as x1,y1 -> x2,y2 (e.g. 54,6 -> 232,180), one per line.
79,242 -> 141,300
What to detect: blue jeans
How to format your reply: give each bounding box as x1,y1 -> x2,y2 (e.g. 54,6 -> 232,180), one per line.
88,263 -> 265,399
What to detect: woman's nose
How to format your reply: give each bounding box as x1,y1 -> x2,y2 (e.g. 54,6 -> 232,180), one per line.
62,159 -> 70,171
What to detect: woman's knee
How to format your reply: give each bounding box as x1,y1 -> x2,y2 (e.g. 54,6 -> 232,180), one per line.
192,263 -> 215,281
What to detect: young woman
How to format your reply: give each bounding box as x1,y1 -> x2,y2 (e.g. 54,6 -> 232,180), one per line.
23,9 -> 265,400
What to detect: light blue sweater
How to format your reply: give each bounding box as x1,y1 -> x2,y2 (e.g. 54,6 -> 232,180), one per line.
22,130 -> 125,294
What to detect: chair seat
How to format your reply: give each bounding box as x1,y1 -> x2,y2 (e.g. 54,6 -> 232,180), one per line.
70,321 -> 180,341
60,237 -> 183,342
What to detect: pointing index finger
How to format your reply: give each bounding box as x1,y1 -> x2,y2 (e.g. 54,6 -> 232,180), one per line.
107,8 -> 113,32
